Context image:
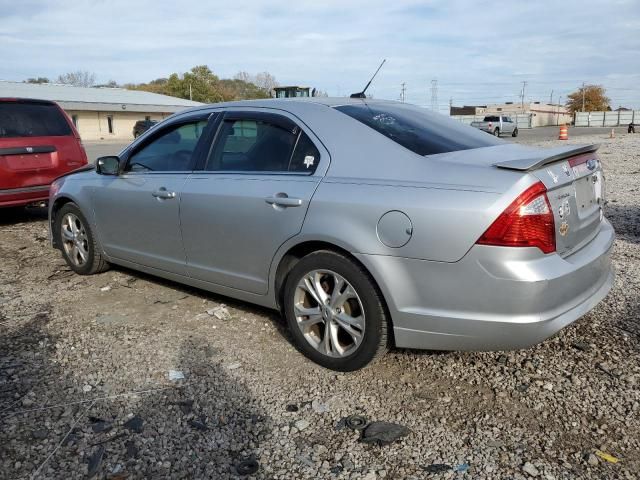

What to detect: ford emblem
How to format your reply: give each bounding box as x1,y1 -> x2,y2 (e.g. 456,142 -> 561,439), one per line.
586,158 -> 597,170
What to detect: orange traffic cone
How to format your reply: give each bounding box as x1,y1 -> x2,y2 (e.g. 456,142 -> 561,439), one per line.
610,128 -> 615,139
559,124 -> 568,140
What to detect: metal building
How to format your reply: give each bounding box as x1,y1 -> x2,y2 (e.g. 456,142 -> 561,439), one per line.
0,81 -> 202,141
451,101 -> 573,128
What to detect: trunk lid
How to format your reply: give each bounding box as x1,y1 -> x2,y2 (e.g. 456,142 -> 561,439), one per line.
495,144 -> 604,256
0,136 -> 84,190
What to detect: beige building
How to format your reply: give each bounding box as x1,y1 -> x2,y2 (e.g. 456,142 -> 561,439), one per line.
485,101 -> 573,127
451,101 -> 573,127
0,81 -> 202,141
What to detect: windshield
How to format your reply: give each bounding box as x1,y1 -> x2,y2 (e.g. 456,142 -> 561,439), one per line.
0,102 -> 71,138
335,102 -> 501,156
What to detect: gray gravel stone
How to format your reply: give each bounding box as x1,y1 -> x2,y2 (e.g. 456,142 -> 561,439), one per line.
0,133 -> 638,479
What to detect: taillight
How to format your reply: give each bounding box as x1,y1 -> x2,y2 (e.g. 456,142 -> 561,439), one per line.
477,181 -> 556,254
77,138 -> 88,164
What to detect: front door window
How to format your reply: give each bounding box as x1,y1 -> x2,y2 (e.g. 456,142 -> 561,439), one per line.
126,120 -> 207,172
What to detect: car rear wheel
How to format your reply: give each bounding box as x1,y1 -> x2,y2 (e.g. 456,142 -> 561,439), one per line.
512,128 -> 519,137
56,203 -> 109,275
283,250 -> 388,371
493,128 -> 500,137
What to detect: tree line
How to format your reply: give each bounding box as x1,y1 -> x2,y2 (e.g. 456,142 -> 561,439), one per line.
25,70 -> 619,111
24,66 -> 285,101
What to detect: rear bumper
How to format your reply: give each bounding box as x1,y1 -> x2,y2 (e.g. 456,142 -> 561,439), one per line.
0,185 -> 50,207
356,218 -> 615,351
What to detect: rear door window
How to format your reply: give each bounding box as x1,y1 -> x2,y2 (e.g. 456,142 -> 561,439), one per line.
0,102 -> 71,138
206,115 -> 319,173
336,103 -> 501,156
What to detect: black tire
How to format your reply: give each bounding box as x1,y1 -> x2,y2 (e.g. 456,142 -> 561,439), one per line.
282,250 -> 389,371
493,128 -> 500,137
54,203 -> 109,275
512,128 -> 519,137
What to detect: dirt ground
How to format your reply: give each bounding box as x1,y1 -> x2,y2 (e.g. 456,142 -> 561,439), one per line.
1,133 -> 639,479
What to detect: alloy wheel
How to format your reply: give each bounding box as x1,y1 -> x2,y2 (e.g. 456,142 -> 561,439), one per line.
60,213 -> 89,267
293,269 -> 365,357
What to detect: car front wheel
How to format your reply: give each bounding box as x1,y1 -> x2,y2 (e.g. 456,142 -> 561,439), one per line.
55,203 -> 109,275
283,250 -> 389,371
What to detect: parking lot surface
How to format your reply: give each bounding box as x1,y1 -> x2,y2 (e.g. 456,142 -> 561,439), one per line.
1,132 -> 639,479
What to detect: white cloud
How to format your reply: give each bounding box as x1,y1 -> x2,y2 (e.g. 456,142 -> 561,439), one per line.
0,0 -> 638,108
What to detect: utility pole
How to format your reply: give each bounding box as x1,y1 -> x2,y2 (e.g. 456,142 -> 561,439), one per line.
550,90 -> 554,105
582,81 -> 586,112
189,83 -> 193,101
520,81 -> 527,110
431,79 -> 438,111
557,95 -> 562,126
399,83 -> 406,102
449,97 -> 453,114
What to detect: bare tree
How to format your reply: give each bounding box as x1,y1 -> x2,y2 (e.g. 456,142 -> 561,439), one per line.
234,71 -> 251,83
56,71 -> 96,87
253,72 -> 278,94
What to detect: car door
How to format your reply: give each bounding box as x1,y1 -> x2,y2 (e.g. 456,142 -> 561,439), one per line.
180,109 -> 328,294
92,113 -> 213,275
503,117 -> 514,133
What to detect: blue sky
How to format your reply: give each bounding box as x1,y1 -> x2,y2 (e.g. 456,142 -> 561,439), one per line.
1,0 -> 639,110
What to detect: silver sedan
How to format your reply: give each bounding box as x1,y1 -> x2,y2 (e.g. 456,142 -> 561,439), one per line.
49,98 -> 614,371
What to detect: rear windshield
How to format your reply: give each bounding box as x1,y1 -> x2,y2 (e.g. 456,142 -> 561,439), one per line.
0,102 -> 72,138
335,102 -> 501,156
483,116 -> 500,122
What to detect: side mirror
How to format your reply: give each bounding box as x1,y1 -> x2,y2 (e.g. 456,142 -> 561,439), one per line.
96,156 -> 120,175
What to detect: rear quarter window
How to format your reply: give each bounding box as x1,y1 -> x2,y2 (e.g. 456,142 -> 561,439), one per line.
0,102 -> 72,138
336,103 -> 501,156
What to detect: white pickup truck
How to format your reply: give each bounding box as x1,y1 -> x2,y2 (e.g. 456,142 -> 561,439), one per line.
470,115 -> 518,137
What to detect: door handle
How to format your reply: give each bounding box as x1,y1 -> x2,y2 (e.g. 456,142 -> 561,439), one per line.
265,193 -> 303,208
152,188 -> 176,199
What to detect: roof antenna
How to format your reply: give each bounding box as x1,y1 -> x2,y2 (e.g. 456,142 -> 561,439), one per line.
350,59 -> 386,98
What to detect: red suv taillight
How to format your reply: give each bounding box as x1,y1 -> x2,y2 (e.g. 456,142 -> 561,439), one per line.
477,181 -> 556,254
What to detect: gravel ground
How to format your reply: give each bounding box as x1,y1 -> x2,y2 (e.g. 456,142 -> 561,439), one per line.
1,133 -> 638,480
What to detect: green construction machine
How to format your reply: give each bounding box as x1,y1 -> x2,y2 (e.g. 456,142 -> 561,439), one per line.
273,86 -> 311,98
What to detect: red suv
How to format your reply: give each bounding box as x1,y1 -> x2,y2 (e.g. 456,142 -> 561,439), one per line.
0,98 -> 88,208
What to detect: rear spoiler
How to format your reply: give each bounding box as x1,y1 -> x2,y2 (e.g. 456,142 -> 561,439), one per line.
493,144 -> 599,171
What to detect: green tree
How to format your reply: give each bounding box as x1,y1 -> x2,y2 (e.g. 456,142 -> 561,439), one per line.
566,84 -> 610,113
94,80 -> 119,88
126,66 -> 276,102
25,77 -> 50,84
